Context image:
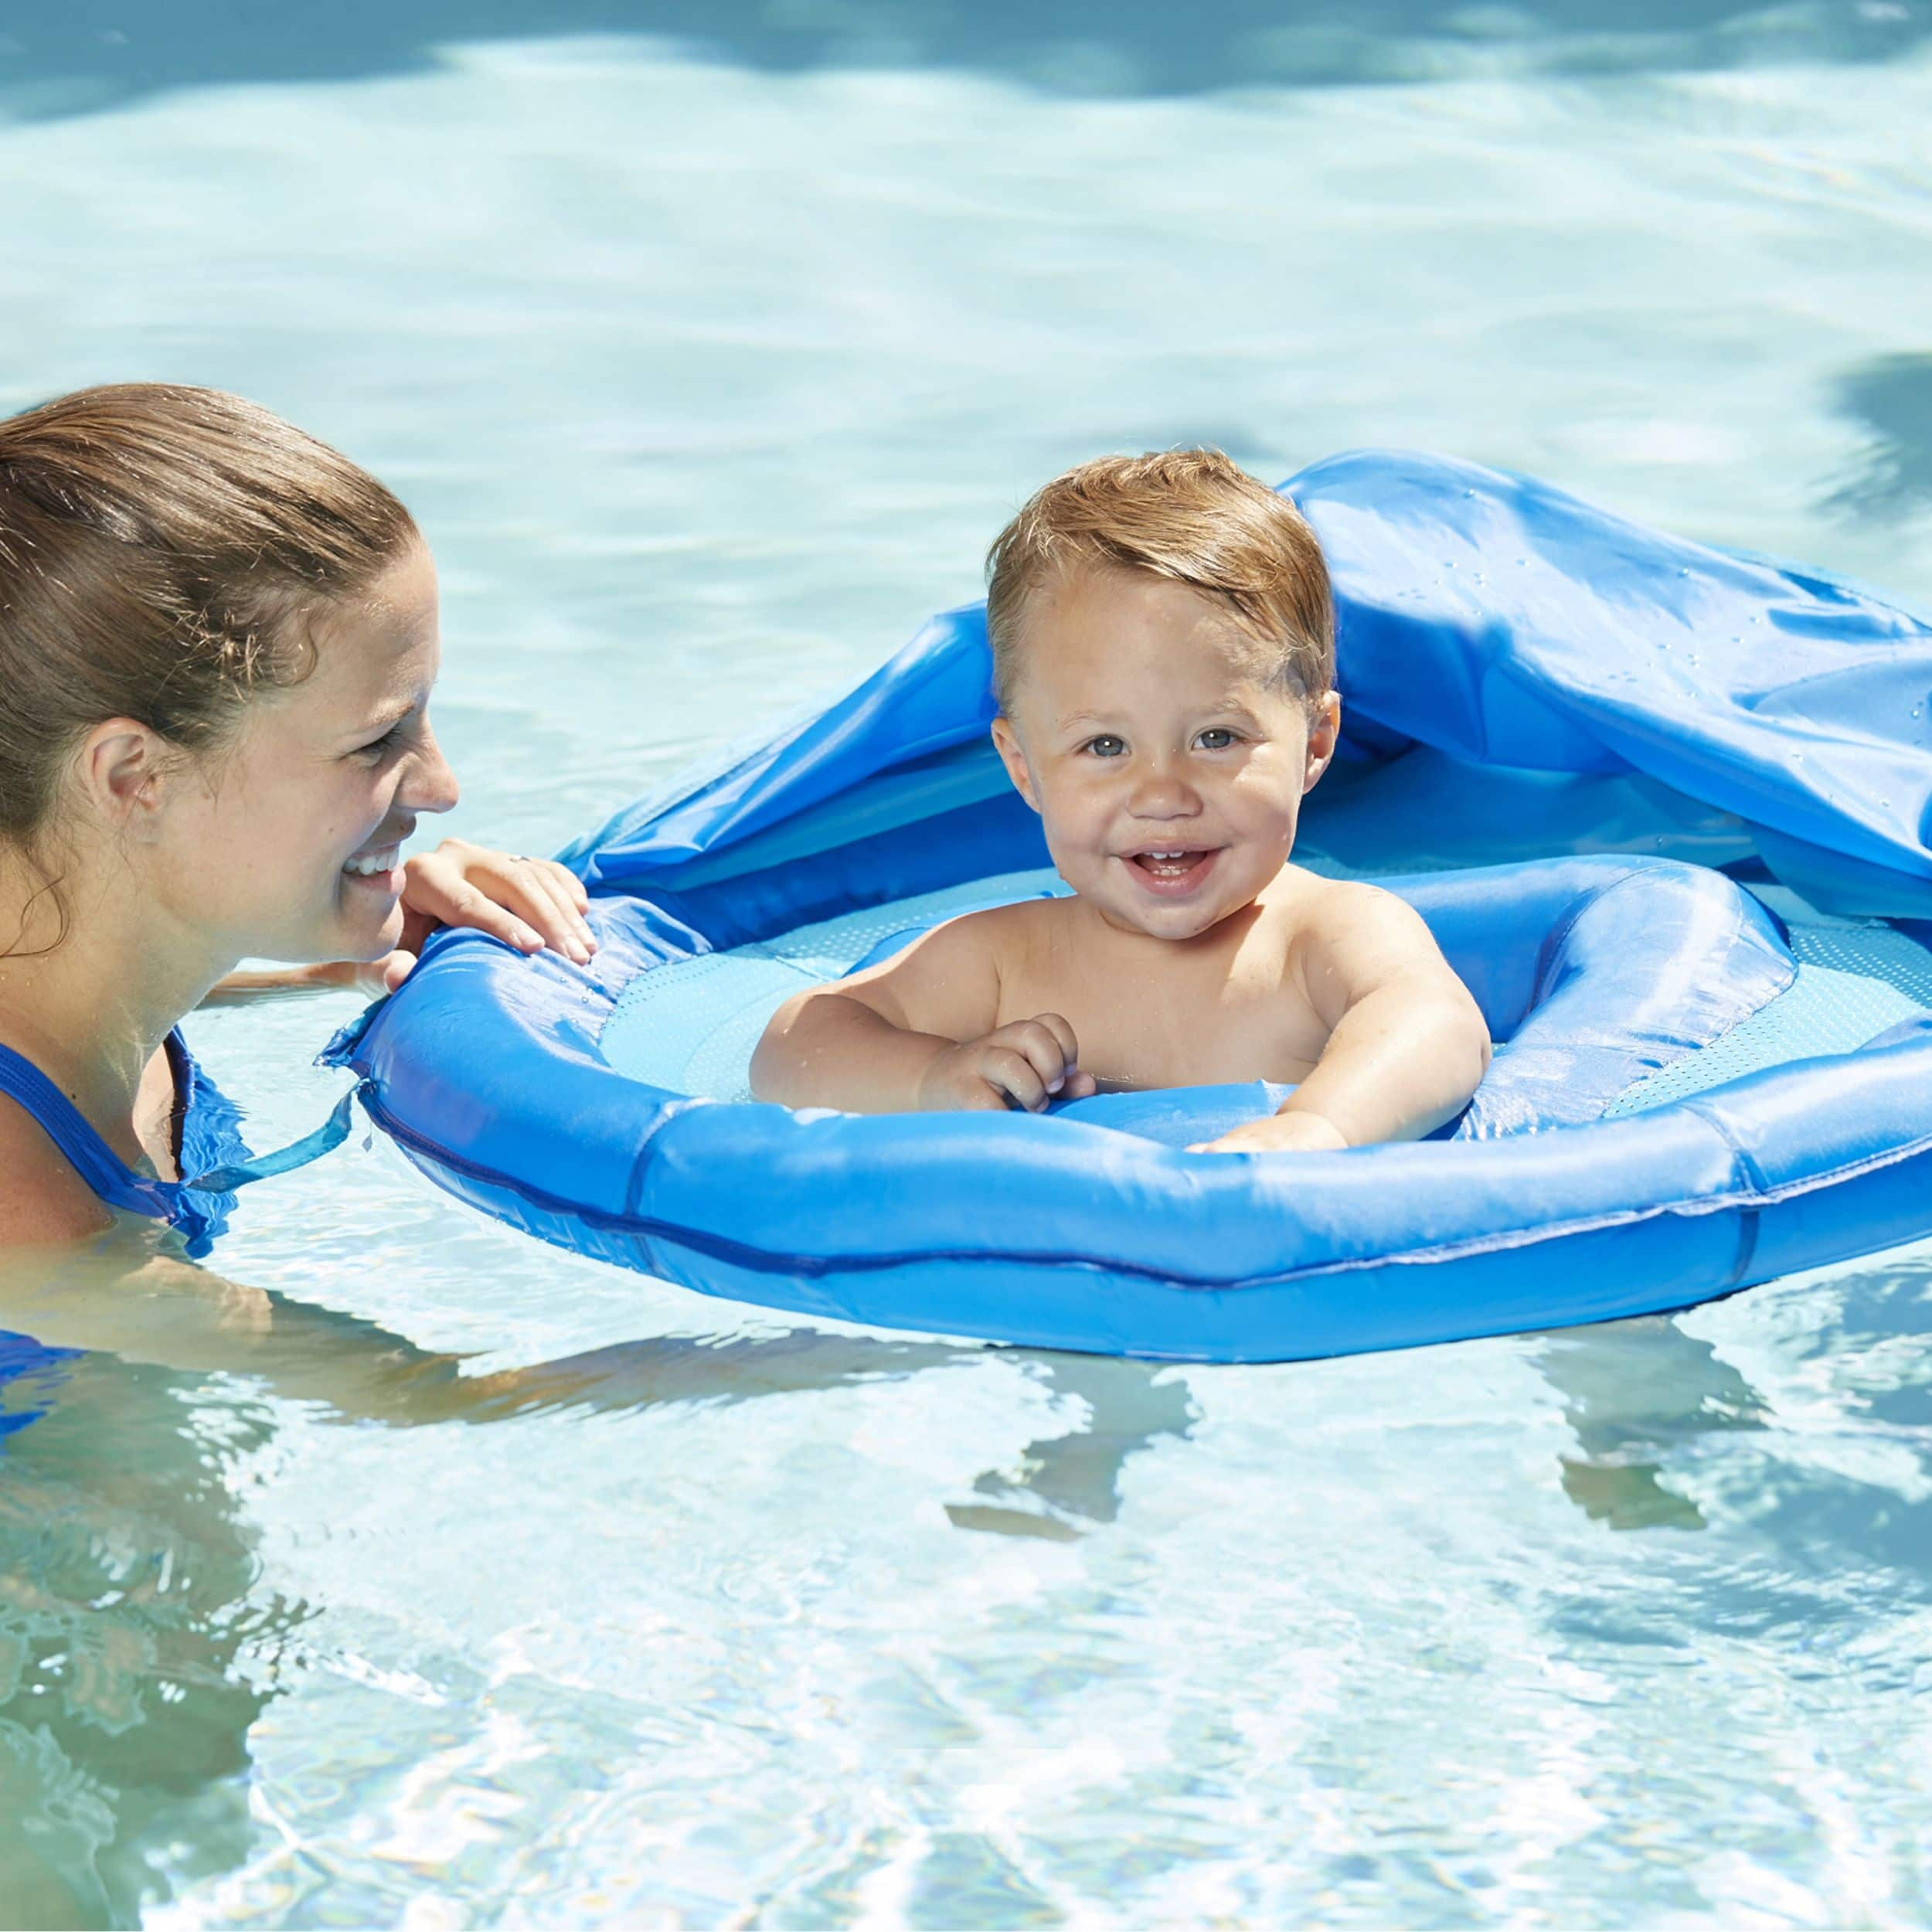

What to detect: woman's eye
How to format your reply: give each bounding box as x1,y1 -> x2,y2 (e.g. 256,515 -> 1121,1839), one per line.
1197,728 -> 1236,750
1084,735 -> 1127,758
355,727 -> 403,763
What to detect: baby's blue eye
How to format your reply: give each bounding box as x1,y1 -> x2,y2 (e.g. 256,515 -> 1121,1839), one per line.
1084,735 -> 1127,758
1197,727 -> 1236,750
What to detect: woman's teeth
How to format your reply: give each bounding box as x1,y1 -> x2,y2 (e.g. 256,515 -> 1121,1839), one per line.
343,845 -> 401,877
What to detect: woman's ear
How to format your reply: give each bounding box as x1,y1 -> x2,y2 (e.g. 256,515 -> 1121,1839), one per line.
1302,691 -> 1342,794
990,716 -> 1041,814
73,719 -> 173,839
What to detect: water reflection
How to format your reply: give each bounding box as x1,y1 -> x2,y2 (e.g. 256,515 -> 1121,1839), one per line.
947,1353 -> 1196,1541
0,1352 -> 285,1929
5,0 -> 1928,121
0,1289 -> 1189,1924
1542,1256 -> 1932,1580
1828,352 -> 1932,524
1539,1315 -> 1767,1532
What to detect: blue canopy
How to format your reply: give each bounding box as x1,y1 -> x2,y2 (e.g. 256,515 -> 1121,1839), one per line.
572,449 -> 1932,920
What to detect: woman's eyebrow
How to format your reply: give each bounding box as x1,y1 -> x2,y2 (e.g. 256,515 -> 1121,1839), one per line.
350,696 -> 422,739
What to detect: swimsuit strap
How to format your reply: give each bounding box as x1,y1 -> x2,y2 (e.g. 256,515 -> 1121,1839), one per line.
0,1033 -> 359,1236
0,1039 -> 177,1220
182,1086 -> 356,1193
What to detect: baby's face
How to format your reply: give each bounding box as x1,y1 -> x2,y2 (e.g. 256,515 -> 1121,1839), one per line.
992,564 -> 1338,943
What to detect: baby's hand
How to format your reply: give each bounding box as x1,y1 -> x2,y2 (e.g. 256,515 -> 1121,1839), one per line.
1189,1111 -> 1349,1155
381,839 -> 597,990
919,1014 -> 1098,1113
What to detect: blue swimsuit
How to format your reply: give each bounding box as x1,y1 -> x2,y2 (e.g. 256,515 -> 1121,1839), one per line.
0,1032 -> 247,1257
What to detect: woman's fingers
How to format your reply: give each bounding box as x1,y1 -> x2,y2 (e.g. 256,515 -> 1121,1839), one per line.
461,858 -> 589,962
492,859 -> 594,962
520,860 -> 597,960
434,879 -> 548,953
378,948 -> 417,994
400,847 -> 595,964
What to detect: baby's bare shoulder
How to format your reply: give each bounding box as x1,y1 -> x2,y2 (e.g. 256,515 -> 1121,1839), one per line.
1281,872 -> 1446,972
934,893 -> 1074,956
914,893 -> 1062,957
829,896 -> 1064,1034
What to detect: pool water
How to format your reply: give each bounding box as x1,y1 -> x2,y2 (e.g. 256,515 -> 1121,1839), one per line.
5,7 -> 1932,1924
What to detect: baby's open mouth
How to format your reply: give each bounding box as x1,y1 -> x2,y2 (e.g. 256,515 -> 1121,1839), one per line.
1124,849 -> 1219,895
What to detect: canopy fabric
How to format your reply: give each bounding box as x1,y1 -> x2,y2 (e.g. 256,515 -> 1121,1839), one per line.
1300,449 -> 1932,917
570,450 -> 1932,920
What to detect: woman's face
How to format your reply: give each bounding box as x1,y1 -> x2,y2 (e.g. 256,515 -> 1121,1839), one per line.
153,541 -> 461,967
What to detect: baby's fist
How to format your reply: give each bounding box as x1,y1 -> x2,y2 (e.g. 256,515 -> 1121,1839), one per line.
921,1014 -> 1097,1113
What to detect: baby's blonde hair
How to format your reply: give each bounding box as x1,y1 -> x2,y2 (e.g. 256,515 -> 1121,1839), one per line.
985,448 -> 1335,710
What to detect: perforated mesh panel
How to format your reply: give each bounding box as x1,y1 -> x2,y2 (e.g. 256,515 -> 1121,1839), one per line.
598,857 -> 1932,1121
598,868 -> 1066,1100
1606,920 -> 1932,1115
760,868 -> 1065,976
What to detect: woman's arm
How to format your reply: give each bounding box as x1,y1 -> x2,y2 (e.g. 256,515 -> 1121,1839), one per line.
199,961 -> 390,1002
0,1228 -> 944,1429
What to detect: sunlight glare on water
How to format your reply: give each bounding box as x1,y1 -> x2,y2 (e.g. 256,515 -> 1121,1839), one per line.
3,8 -> 1932,1924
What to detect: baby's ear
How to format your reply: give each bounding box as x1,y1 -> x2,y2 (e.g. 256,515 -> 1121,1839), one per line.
1302,691 -> 1342,794
990,716 -> 1041,814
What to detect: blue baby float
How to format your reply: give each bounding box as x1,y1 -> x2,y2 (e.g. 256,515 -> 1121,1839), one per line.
328,451 -> 1932,1362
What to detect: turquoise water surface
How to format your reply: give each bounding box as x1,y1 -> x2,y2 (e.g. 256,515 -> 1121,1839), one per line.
5,5 -> 1932,1924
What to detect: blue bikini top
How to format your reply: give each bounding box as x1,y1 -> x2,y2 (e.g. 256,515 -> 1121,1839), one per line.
0,1031 -> 248,1257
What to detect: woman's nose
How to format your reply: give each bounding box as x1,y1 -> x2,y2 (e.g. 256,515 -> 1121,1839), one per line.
402,721 -> 461,815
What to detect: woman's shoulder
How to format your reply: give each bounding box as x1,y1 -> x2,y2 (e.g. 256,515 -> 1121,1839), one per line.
0,1091 -> 116,1243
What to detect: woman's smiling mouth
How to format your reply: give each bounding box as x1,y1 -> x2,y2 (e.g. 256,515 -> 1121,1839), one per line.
342,842 -> 403,893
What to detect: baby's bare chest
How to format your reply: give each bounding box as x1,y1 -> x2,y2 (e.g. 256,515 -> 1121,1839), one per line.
995,947 -> 1330,1090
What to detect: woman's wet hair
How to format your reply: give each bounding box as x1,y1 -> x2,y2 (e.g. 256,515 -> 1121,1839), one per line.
0,383 -> 418,940
985,447 -> 1335,710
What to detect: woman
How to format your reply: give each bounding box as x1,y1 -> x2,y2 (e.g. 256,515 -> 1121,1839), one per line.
0,382 -> 593,1247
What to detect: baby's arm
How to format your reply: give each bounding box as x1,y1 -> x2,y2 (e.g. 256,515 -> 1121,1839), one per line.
1193,885 -> 1490,1155
750,910 -> 1096,1114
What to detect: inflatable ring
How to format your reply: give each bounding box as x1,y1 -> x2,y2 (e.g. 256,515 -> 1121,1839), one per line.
328,453 -> 1932,1361
331,826 -> 1834,1365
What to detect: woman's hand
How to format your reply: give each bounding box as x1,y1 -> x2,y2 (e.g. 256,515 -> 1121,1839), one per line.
233,845 -> 597,1003
396,838 -> 595,963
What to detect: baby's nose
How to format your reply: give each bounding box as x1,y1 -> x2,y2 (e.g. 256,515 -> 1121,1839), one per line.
1128,769 -> 1202,817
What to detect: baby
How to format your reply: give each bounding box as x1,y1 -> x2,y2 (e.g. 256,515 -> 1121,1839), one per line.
750,450 -> 1490,1153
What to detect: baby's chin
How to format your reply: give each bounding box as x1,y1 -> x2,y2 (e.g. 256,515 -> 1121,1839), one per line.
1089,889 -> 1253,944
